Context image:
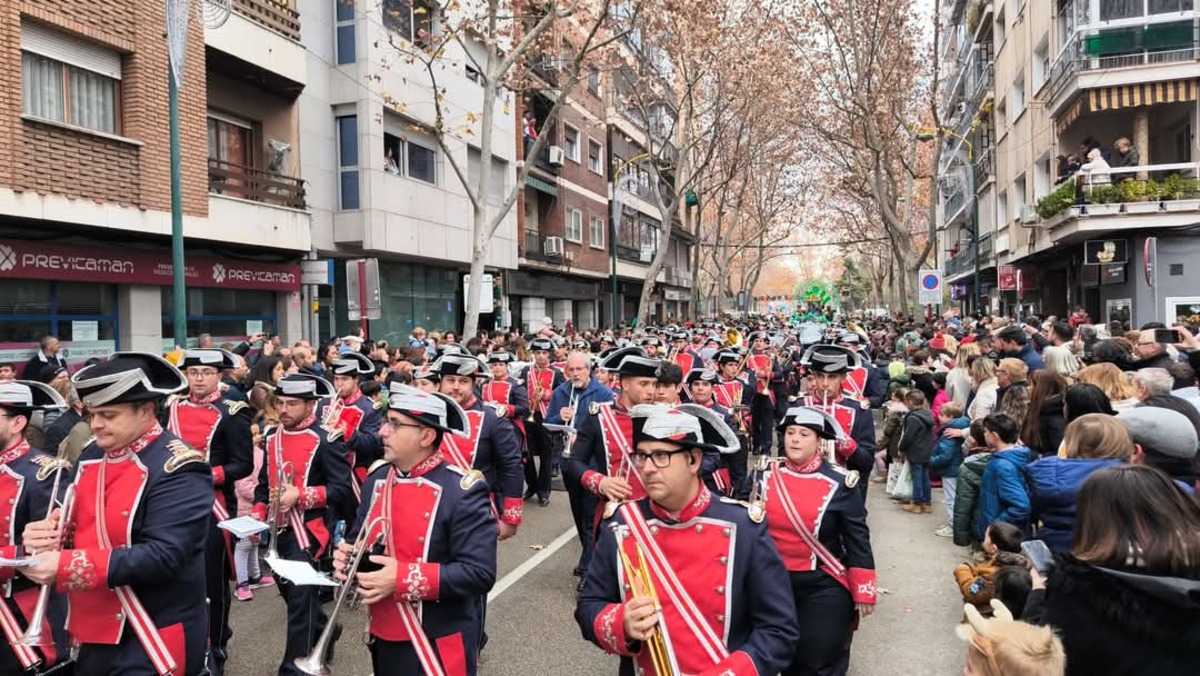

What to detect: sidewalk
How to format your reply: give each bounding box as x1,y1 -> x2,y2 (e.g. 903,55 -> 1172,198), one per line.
850,484 -> 968,675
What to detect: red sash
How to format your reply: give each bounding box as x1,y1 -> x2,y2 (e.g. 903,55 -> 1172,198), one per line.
597,405 -> 646,500
842,368 -> 868,402
528,368 -> 555,417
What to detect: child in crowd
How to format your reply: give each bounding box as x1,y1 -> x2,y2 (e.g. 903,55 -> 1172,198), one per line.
931,402 -> 970,537
954,521 -> 1026,612
931,371 -> 950,419
899,389 -> 936,514
233,424 -> 275,601
875,388 -> 910,482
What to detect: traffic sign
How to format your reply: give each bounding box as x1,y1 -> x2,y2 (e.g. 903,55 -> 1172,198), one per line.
346,259 -> 381,321
918,269 -> 942,305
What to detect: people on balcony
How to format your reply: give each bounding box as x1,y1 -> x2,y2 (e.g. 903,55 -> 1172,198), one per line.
1055,154 -> 1081,186
1112,137 -> 1139,169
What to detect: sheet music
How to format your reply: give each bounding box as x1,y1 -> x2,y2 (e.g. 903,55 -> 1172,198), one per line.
263,556 -> 338,587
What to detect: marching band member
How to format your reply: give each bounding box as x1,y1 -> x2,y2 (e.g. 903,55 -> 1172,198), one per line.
714,350 -> 754,494
251,374 -> 354,676
669,330 -> 701,375
432,354 -> 524,536
546,352 -> 614,587
746,331 -> 784,457
520,339 -> 565,507
684,368 -> 738,495
327,352 -> 385,486
655,363 -> 722,496
798,345 -> 878,499
575,404 -> 799,675
551,338 -> 570,372
835,332 -> 886,409
638,336 -> 664,359
20,353 -> 212,675
0,381 -> 70,674
333,384 -> 497,676
164,348 -> 253,676
481,352 -> 529,447
413,364 -> 441,393
754,407 -> 877,675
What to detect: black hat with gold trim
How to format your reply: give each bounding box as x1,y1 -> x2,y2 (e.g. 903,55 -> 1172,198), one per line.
72,352 -> 187,408
630,403 -> 740,454
273,373 -> 335,401
387,384 -> 469,437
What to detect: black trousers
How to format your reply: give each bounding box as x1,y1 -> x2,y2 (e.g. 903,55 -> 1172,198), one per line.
783,572 -> 855,676
564,471 -> 597,574
523,422 -> 553,499
726,444 -> 750,500
272,530 -> 330,676
751,395 -> 776,454
204,520 -> 232,674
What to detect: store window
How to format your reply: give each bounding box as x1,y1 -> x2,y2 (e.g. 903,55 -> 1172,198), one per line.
0,280 -> 118,368
162,288 -> 277,348
334,262 -> 459,340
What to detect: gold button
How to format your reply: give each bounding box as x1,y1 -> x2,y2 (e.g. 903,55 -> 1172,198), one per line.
121,511 -> 129,518
649,526 -> 659,535
116,613 -> 124,622
423,512 -> 430,519
6,499 -> 12,505
716,614 -> 726,622
715,586 -> 725,594
694,524 -> 704,533
418,536 -> 425,543
718,556 -> 728,565
722,528 -> 731,537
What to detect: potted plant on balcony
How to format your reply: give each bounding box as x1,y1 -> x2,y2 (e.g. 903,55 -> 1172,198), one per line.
1118,178 -> 1160,214
1160,174 -> 1200,212
1082,184 -> 1122,216
1036,182 -> 1076,221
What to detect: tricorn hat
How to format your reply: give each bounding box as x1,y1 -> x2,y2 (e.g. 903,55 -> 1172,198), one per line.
485,351 -> 516,365
630,403 -> 740,455
776,406 -> 845,440
684,368 -> 720,385
528,338 -> 554,353
799,344 -> 861,374
597,346 -> 660,378
0,380 -> 68,413
430,353 -> 487,378
273,374 -> 336,401
179,348 -> 240,371
330,351 -> 376,377
387,384 -> 469,437
72,352 -> 187,408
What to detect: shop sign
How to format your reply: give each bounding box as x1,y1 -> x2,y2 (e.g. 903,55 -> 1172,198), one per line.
664,288 -> 687,301
998,266 -> 1017,291
1084,239 -> 1128,265
0,241 -> 300,291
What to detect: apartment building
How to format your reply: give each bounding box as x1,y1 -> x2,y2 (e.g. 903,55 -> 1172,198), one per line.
299,0 -> 518,340
941,0 -> 1200,326
0,0 -> 310,364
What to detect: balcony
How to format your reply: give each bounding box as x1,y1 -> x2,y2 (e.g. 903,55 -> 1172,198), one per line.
1047,22 -> 1200,113
974,146 -> 995,184
522,230 -> 561,263
208,159 -> 306,209
232,0 -> 300,41
945,246 -> 976,277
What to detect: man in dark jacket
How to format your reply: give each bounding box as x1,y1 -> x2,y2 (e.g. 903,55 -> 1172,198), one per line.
20,336 -> 68,382
898,390 -> 936,513
995,326 -> 1045,372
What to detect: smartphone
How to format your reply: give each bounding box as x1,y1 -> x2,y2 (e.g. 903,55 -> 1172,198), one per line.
1154,328 -> 1181,344
1021,540 -> 1055,575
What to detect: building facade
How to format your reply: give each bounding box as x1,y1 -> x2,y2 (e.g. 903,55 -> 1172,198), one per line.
0,0 -> 309,369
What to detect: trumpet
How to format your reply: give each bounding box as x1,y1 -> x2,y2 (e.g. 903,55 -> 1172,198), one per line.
295,513 -> 391,676
744,455 -> 775,523
265,453 -> 295,561
730,405 -> 750,438
526,368 -> 541,423
562,390 -> 580,459
16,478 -> 76,648
614,528 -> 675,676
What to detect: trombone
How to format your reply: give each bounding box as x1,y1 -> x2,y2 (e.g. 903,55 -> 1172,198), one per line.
614,529 -> 675,676
15,477 -> 76,648
295,513 -> 391,676
265,454 -> 295,561
526,367 -> 541,423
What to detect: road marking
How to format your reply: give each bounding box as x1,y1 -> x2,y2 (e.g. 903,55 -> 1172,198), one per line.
488,526 -> 577,604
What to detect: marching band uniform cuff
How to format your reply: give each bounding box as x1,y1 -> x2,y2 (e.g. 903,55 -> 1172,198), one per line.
593,603 -> 635,656
582,470 -> 604,496
300,486 -> 327,511
501,498 -> 523,526
848,567 -> 877,605
0,547 -> 15,581
507,405 -> 515,417
701,650 -> 757,675
398,562 -> 440,601
835,438 -> 858,462
56,549 -> 111,593
212,465 -> 225,487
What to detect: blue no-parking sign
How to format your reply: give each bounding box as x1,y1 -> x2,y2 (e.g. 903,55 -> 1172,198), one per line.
918,269 -> 942,305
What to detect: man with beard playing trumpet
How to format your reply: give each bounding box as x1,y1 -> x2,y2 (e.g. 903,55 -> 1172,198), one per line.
333,384 -> 496,676
575,404 -> 799,675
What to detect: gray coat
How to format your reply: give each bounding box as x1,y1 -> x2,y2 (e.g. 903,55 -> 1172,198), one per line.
898,408 -> 937,464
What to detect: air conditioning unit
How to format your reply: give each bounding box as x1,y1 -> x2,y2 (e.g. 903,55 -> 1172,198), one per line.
564,250 -> 575,262
548,146 -> 565,166
1019,204 -> 1039,225
544,236 -> 564,256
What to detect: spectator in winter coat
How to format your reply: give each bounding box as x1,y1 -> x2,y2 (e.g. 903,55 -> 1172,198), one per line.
976,413 -> 1033,540
932,403 -> 969,537
954,422 -> 995,547
994,326 -> 1045,372
874,389 -> 909,480
953,522 -> 1026,611
946,343 -> 981,408
907,350 -> 938,403
1022,370 -> 1070,458
1024,465 -> 1200,676
1077,362 -> 1139,411
1025,414 -> 1132,553
1120,406 -> 1199,493
1131,367 -> 1200,437
1042,345 -> 1081,382
930,372 -> 950,419
899,390 -> 937,514
968,357 -> 1000,421
996,358 -> 1031,426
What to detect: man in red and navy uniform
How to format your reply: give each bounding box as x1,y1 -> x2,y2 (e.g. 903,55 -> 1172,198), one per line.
576,404 -> 799,675
481,351 -> 529,452
333,384 -> 497,676
669,330 -> 702,376
551,337 -> 570,373
164,348 -> 253,675
798,345 -> 877,500
327,352 -> 385,490
0,381 -> 70,674
683,368 -> 738,495
746,331 -> 785,456
251,374 -> 354,676
519,339 -> 565,506
637,335 -> 664,359
565,347 -> 661,578
20,353 -> 213,676
757,407 -> 877,674
836,332 -> 886,409
713,350 -> 754,495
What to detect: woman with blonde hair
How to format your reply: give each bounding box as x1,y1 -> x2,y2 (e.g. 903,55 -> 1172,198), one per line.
1076,363 -> 1138,410
1025,414 -> 1132,553
1041,345 -> 1080,381
947,342 -> 982,407
968,357 -> 1000,421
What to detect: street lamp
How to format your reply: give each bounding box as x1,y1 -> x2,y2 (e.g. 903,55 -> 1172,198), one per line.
917,127 -> 981,316
610,153 -> 650,328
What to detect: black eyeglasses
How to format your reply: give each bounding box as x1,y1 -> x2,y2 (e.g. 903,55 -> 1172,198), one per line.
630,449 -> 689,468
385,420 -> 427,432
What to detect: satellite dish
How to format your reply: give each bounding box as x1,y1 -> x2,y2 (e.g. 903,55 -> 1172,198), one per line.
201,0 -> 231,29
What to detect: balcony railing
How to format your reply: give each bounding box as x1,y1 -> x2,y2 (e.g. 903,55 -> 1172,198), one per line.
208,159 -> 306,209
232,0 -> 301,42
974,146 -> 995,183
1048,22 -> 1200,102
530,144 -> 560,175
522,231 -> 562,263
945,246 -> 976,276
1036,161 -> 1200,221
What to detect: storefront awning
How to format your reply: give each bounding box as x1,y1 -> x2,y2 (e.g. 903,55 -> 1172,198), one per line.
1057,79 -> 1198,134
525,175 -> 558,197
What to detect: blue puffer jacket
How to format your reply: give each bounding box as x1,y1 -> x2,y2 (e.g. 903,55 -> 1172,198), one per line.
1025,457 -> 1125,553
930,416 -> 970,478
975,446 -> 1033,540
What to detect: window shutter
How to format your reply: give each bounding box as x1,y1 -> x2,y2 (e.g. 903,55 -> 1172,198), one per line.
21,22 -> 121,79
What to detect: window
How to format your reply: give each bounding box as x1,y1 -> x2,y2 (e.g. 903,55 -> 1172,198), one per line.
1034,155 -> 1051,200
588,139 -> 603,174
1012,175 -> 1027,223
383,0 -> 434,47
468,147 -> 508,204
337,115 -> 360,209
407,142 -> 437,184
994,8 -> 1006,45
590,216 -> 606,249
587,68 -> 601,96
1032,37 -> 1049,91
996,97 -> 1008,133
563,125 -> 580,162
997,189 -> 1008,227
566,208 -> 583,243
162,289 -> 276,347
0,280 -> 117,349
382,127 -> 438,185
335,0 -> 356,64
1012,73 -> 1025,119
20,23 -> 121,135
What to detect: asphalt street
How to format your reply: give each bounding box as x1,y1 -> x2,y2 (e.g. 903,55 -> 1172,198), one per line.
225,484 -> 967,675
